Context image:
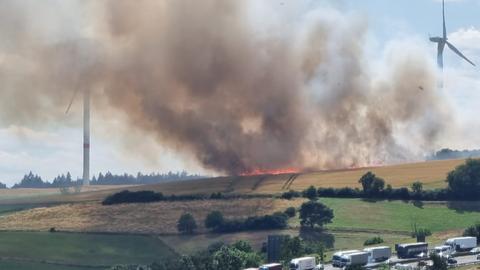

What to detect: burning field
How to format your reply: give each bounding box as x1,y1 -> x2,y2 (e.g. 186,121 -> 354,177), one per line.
0,0 -> 452,176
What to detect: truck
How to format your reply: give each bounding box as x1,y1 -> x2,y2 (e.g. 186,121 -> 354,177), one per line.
433,245 -> 453,257
332,250 -> 360,267
445,237 -> 477,252
364,246 -> 391,262
259,263 -> 282,270
290,257 -> 316,270
341,251 -> 369,267
396,242 -> 428,259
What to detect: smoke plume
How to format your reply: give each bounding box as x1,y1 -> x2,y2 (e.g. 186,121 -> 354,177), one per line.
0,0 -> 451,175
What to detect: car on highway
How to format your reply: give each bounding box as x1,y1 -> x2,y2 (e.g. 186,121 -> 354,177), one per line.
471,247 -> 480,254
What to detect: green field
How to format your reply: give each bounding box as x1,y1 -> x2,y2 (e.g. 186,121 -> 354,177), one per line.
160,198 -> 480,260
321,198 -> 480,232
0,260 -> 96,270
0,231 -> 176,268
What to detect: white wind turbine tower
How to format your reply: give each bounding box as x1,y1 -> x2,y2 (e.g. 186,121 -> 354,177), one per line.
66,86 -> 91,186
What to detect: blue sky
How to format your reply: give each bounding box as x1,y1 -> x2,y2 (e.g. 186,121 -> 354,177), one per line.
0,0 -> 479,186
346,0 -> 480,37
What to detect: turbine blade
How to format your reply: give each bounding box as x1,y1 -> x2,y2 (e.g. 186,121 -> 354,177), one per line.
65,87 -> 80,114
446,41 -> 476,66
443,0 -> 447,39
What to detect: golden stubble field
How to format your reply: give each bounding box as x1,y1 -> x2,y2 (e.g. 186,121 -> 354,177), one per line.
0,198 -> 304,234
96,158 -> 464,195
0,159 -> 464,205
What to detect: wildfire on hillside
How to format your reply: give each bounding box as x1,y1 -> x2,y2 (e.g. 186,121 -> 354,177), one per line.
240,167 -> 300,176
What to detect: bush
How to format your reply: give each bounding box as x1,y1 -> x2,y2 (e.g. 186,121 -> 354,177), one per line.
411,224 -> 431,242
205,211 -> 225,229
411,181 -> 423,193
302,186 -> 318,200
317,187 -> 336,197
212,212 -> 289,233
232,240 -> 253,253
243,212 -> 288,230
216,219 -> 245,233
177,213 -> 197,234
210,192 -> 224,199
364,236 -> 384,246
284,207 -> 296,217
281,190 -> 301,200
102,190 -> 164,205
335,187 -> 362,198
212,245 -> 262,270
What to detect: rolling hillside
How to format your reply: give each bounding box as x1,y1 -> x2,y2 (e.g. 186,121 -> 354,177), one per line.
0,159 -> 465,205
0,158 -> 473,264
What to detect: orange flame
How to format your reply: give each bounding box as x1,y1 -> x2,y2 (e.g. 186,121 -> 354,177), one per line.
240,167 -> 300,176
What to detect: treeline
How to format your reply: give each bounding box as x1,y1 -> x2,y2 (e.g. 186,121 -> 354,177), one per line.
283,158 -> 480,201
281,183 -> 447,201
102,190 -> 271,205
428,148 -> 480,160
11,171 -> 203,188
92,171 -> 203,185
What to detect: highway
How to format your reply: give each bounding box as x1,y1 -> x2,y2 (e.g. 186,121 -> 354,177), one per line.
323,253 -> 480,270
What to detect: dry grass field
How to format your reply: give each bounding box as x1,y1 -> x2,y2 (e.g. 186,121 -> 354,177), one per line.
0,198 -> 303,234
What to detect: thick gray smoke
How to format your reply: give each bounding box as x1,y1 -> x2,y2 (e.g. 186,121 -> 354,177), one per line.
0,0 -> 451,175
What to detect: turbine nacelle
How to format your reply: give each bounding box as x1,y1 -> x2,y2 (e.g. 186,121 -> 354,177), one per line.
429,37 -> 444,43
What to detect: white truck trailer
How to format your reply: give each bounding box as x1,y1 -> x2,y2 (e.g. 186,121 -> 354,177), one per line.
445,237 -> 477,252
364,246 -> 391,262
290,257 -> 316,270
332,250 -> 360,267
341,251 -> 369,267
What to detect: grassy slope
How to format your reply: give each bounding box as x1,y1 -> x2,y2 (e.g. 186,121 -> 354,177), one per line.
2,198 -> 480,236
159,198 -> 480,259
0,231 -> 176,267
0,199 -> 303,234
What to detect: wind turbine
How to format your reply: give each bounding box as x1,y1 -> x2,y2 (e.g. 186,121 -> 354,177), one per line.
430,0 -> 476,69
66,86 -> 90,186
